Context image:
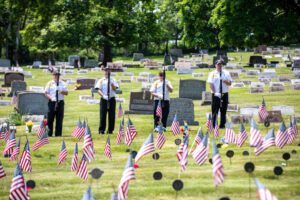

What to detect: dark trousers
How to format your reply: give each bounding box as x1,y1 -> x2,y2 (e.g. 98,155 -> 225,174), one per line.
47,101 -> 64,137
153,100 -> 170,128
99,97 -> 116,133
211,93 -> 228,128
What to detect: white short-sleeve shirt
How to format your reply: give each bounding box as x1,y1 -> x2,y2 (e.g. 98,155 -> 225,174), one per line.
95,78 -> 119,100
207,70 -> 232,93
150,79 -> 173,100
45,80 -> 68,101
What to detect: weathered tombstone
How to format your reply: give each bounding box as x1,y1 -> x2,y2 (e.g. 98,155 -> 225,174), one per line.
278,76 -> 291,83
270,82 -> 284,87
76,78 -> 96,90
98,53 -> 104,62
246,70 -> 259,76
77,70 -> 88,74
61,69 -> 74,74
167,98 -> 199,126
231,82 -> 245,88
136,77 -> 148,83
192,73 -> 204,78
258,78 -> 272,84
22,115 -> 44,123
119,79 -> 132,83
4,72 -> 24,87
29,86 -> 44,93
201,91 -> 212,105
250,87 -> 264,93
272,105 -> 294,115
16,92 -> 48,115
177,68 -> 193,74
0,100 -> 11,106
230,114 -> 252,125
258,110 -> 282,123
292,84 -> 300,90
227,104 -> 239,112
79,95 -> 94,102
240,105 -> 259,116
10,81 -> 26,96
0,59 -> 11,67
249,56 -> 266,66
258,72 -> 277,79
133,53 -> 144,61
242,80 -> 251,85
122,72 -> 134,76
216,50 -> 227,57
293,71 -> 300,78
166,65 -> 175,71
23,71 -> 32,78
68,55 -> 80,66
251,82 -> 265,88
229,71 -> 239,79
84,60 -> 98,68
125,91 -> 154,114
179,80 -> 205,100
91,68 -> 102,72
175,62 -> 191,69
269,86 -> 284,92
169,49 -> 183,57
32,61 -> 42,68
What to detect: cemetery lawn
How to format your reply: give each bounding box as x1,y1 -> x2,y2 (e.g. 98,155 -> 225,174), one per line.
1,52 -> 300,200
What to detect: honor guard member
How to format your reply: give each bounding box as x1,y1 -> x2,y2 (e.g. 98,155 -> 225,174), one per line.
207,59 -> 232,128
95,67 -> 119,134
150,71 -> 173,128
45,70 -> 68,136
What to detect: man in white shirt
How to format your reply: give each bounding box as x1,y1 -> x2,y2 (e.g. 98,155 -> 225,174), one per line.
150,71 -> 173,128
95,67 -> 119,134
207,60 -> 232,128
45,70 -> 69,136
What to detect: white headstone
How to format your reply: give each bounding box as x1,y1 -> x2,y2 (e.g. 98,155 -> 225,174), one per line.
272,105 -> 294,115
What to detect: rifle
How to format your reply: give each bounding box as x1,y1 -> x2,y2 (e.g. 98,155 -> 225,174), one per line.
162,66 -> 166,108
220,69 -> 223,108
55,69 -> 60,111
107,68 -> 110,109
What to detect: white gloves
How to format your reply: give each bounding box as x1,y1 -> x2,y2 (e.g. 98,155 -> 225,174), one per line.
51,97 -> 56,101
214,93 -> 221,98
102,95 -> 108,99
157,94 -> 163,99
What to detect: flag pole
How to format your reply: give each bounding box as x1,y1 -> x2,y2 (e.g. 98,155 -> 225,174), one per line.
188,126 -> 201,155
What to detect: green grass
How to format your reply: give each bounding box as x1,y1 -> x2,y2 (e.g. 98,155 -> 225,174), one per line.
0,51 -> 300,200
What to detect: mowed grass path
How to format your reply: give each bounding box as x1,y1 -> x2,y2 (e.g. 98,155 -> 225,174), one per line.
0,52 -> 300,199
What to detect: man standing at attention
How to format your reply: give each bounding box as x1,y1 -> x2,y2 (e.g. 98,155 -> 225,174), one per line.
45,70 -> 68,136
95,67 -> 119,134
207,60 -> 232,128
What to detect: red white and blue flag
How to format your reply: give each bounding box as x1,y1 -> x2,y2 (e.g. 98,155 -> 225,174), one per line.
192,133 -> 209,166
212,140 -> 226,187
225,121 -> 237,144
177,135 -> 189,172
83,124 -> 95,162
254,178 -> 277,200
9,138 -> 20,161
258,98 -> 269,121
237,123 -> 248,147
195,130 -> 204,145
71,143 -> 78,171
82,186 -> 94,200
4,130 -> 16,156
156,125 -> 166,149
171,114 -> 180,136
292,117 -> 298,136
118,103 -> 124,118
116,118 -> 124,144
206,113 -> 214,133
0,160 -> 6,178
0,126 -> 4,139
125,118 -> 137,146
135,133 -> 155,163
104,136 -> 112,159
20,140 -> 32,173
287,120 -> 296,144
156,100 -> 163,119
77,155 -> 88,181
275,121 -> 288,149
255,128 -> 276,156
58,140 -> 67,165
37,120 -> 46,139
118,153 -> 136,200
214,119 -> 219,139
9,162 -> 30,200
4,122 -> 11,141
72,119 -> 85,140
250,118 -> 262,147
33,131 -> 49,151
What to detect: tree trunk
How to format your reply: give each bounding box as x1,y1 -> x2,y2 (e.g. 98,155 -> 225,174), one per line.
103,42 -> 112,67
124,47 -> 128,57
138,43 -> 142,53
5,24 -> 11,59
165,40 -> 169,54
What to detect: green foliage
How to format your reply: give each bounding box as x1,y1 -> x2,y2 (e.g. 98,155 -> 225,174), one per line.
8,111 -> 24,126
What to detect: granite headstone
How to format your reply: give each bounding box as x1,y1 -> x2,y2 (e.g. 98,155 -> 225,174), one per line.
16,92 -> 48,115
179,79 -> 205,100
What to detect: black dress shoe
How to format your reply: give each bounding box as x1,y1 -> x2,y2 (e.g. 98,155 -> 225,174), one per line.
219,126 -> 225,129
107,131 -> 113,134
99,131 -> 105,134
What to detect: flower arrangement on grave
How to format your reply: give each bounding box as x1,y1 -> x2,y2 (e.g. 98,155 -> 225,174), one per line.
74,83 -> 81,90
26,120 -> 34,133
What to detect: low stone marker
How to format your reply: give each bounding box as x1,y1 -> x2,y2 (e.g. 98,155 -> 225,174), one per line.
119,79 -> 132,83
84,60 -> 98,68
0,100 -> 11,106
0,59 -> 11,67
22,115 -> 44,123
258,110 -> 282,123
133,53 -> 144,61
278,76 -> 291,83
240,105 -> 259,116
122,72 -> 134,76
246,70 -> 259,76
258,78 -> 271,84
77,70 -> 88,74
192,73 -> 204,78
269,86 -> 284,92
258,72 -> 277,78
230,114 -> 252,124
201,91 -> 212,105
227,104 -> 239,112
272,105 -> 294,115
177,68 -> 193,74
250,87 -> 264,93
29,86 -> 44,93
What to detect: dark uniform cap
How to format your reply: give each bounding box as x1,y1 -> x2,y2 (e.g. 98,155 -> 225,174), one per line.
215,59 -> 224,65
52,70 -> 60,75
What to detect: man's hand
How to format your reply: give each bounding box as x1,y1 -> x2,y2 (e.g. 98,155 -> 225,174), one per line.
102,95 -> 108,99
51,97 -> 56,101
157,94 -> 163,99
56,86 -> 63,92
214,93 -> 221,98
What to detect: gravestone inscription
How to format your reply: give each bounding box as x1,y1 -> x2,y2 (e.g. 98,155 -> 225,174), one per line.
125,91 -> 154,114
16,92 -> 48,115
76,78 -> 96,90
179,79 -> 206,100
4,72 -> 24,87
10,81 -> 26,96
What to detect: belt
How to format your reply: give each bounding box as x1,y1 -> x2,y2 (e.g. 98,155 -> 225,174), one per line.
49,100 -> 64,103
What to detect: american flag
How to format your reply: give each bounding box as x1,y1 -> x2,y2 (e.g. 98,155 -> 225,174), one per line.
177,135 -> 189,172
214,119 -> 219,139
83,124 -> 95,162
3,130 -> 16,156
104,136 -> 112,159
0,160 -> 6,178
206,113 -> 214,133
111,192 -> 118,200
224,121 -> 237,144
255,128 -> 275,156
171,114 -> 180,136
82,186 -> 94,200
195,130 -> 204,145
0,126 -> 4,139
48,59 -> 52,67
287,120 -> 296,144
71,143 -> 78,171
250,118 -> 262,147
11,92 -> 17,105
258,98 -> 269,121
116,118 -> 124,144
118,103 -> 124,118
156,124 -> 166,149
237,123 -> 248,147
58,140 -> 67,165
9,138 -> 20,161
76,155 -> 88,181
192,133 -> 209,166
212,140 -> 226,187
20,140 -> 32,173
9,162 -> 30,200
275,121 -> 288,149
254,178 -> 277,200
16,61 -> 20,68
292,117 -> 298,136
118,153 -> 136,200
37,120 -> 46,139
156,100 -> 163,119
32,131 -> 49,151
72,119 -> 85,140
125,117 -> 137,146
78,60 -> 81,68
135,133 -> 155,163
4,122 -> 11,141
